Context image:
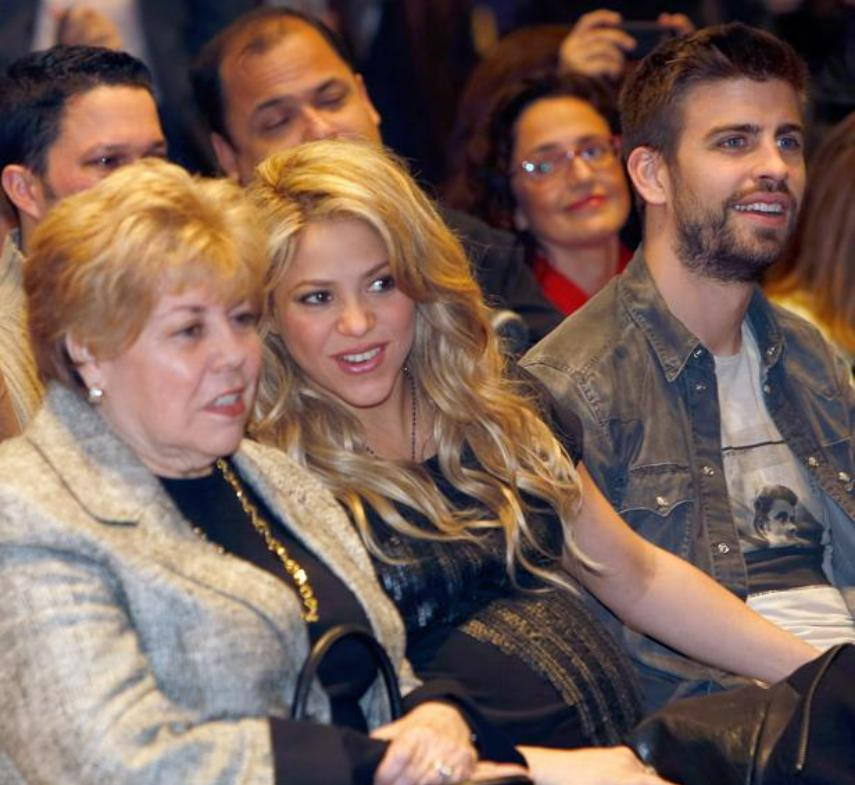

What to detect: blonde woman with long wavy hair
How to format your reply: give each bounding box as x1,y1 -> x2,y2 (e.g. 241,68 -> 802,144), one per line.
249,140 -> 818,785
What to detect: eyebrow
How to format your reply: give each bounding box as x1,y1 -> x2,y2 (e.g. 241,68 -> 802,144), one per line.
252,77 -> 345,117
523,134 -> 609,157
159,304 -> 207,317
81,140 -> 167,157
291,259 -> 390,289
775,122 -> 804,136
703,122 -> 804,141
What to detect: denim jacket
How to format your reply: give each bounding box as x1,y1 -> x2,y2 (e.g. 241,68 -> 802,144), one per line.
522,250 -> 855,711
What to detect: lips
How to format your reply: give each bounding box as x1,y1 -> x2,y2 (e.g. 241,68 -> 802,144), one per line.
332,343 -> 386,374
733,202 -> 784,214
565,193 -> 607,212
204,388 -> 247,417
731,192 -> 794,221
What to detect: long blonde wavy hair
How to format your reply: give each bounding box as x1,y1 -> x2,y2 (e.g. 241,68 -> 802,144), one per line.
249,139 -> 592,587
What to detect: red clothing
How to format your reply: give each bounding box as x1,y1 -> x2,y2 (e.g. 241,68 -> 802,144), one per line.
530,245 -> 632,316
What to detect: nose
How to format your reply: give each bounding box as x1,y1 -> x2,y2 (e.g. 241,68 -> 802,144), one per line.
337,297 -> 374,336
563,153 -> 596,183
301,106 -> 338,141
217,322 -> 256,370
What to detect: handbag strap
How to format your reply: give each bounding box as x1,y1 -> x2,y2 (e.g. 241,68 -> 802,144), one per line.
291,623 -> 404,721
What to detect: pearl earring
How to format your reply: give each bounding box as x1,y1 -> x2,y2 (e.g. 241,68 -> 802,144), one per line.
87,386 -> 104,405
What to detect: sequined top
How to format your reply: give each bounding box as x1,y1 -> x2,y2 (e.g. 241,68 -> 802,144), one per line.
367,444 -> 643,748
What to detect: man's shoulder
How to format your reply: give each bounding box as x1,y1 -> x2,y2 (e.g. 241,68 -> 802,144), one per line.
438,205 -> 563,343
758,295 -> 850,381
769,297 -> 836,348
522,275 -> 633,373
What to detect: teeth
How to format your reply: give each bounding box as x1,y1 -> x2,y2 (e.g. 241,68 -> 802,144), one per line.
213,393 -> 239,406
341,347 -> 380,363
734,202 -> 784,213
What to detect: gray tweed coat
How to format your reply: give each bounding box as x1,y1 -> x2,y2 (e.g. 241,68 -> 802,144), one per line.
0,384 -> 418,785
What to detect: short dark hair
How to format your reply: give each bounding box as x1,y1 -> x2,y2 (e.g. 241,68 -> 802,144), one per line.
190,8 -> 354,142
0,45 -> 154,176
449,71 -> 619,231
619,22 -> 807,162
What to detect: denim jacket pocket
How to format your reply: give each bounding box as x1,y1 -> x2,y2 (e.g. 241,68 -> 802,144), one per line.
618,464 -> 697,561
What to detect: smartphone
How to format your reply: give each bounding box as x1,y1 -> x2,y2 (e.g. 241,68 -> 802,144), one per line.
619,21 -> 678,59
459,778 -> 534,785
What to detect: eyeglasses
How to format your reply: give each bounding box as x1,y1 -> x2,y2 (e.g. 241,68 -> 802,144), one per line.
514,137 -> 620,181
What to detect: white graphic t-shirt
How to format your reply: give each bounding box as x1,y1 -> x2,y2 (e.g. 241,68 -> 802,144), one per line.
716,322 -> 855,648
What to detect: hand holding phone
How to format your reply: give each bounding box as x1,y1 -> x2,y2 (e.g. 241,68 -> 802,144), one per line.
619,21 -> 678,60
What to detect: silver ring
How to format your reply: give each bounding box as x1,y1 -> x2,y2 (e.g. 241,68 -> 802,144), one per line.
434,761 -> 454,782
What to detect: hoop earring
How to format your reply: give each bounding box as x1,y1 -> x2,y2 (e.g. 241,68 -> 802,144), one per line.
87,386 -> 104,405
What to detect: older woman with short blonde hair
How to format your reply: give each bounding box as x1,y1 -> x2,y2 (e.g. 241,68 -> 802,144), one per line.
0,158 -> 524,785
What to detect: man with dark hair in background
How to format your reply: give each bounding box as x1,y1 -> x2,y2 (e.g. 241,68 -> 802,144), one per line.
191,7 -> 563,349
0,45 -> 167,438
523,23 -> 855,711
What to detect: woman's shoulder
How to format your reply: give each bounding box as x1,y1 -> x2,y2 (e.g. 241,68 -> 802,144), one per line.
235,438 -> 372,556
236,438 -> 338,504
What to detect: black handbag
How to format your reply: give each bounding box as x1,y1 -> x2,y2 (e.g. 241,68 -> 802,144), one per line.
291,624 -> 403,721
291,624 -> 533,785
627,643 -> 855,785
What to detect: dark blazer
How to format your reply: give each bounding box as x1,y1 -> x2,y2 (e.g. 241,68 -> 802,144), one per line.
441,207 -> 564,346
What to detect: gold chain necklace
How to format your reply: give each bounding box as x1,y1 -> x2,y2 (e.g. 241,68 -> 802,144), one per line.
215,458 -> 319,622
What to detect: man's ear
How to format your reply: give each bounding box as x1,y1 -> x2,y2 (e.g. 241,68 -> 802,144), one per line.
64,334 -> 100,389
1,164 -> 46,221
626,146 -> 669,208
211,132 -> 239,180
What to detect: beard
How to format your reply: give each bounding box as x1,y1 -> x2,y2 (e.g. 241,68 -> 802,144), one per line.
673,179 -> 797,284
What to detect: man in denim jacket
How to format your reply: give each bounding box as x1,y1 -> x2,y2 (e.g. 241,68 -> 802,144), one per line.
522,23 -> 855,711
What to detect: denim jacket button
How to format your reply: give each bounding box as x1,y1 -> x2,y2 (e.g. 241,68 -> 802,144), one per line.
693,347 -> 704,359
702,465 -> 716,476
716,542 -> 731,554
807,456 -> 820,468
766,346 -> 777,358
839,472 -> 851,483
695,382 -> 707,392
762,383 -> 772,394
655,495 -> 669,511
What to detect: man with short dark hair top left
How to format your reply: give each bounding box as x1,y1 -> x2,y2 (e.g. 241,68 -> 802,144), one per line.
0,45 -> 167,438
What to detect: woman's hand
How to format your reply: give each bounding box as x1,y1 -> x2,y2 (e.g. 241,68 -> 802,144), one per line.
558,10 -> 636,79
656,13 -> 695,37
519,745 -> 676,785
558,9 -> 695,79
371,701 -> 477,785
56,6 -> 124,49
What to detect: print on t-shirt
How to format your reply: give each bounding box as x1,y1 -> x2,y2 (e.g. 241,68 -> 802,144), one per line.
745,483 -> 824,551
715,324 -> 829,593
714,323 -> 855,647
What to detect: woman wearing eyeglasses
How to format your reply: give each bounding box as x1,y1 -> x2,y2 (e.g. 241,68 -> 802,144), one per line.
445,72 -> 632,316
